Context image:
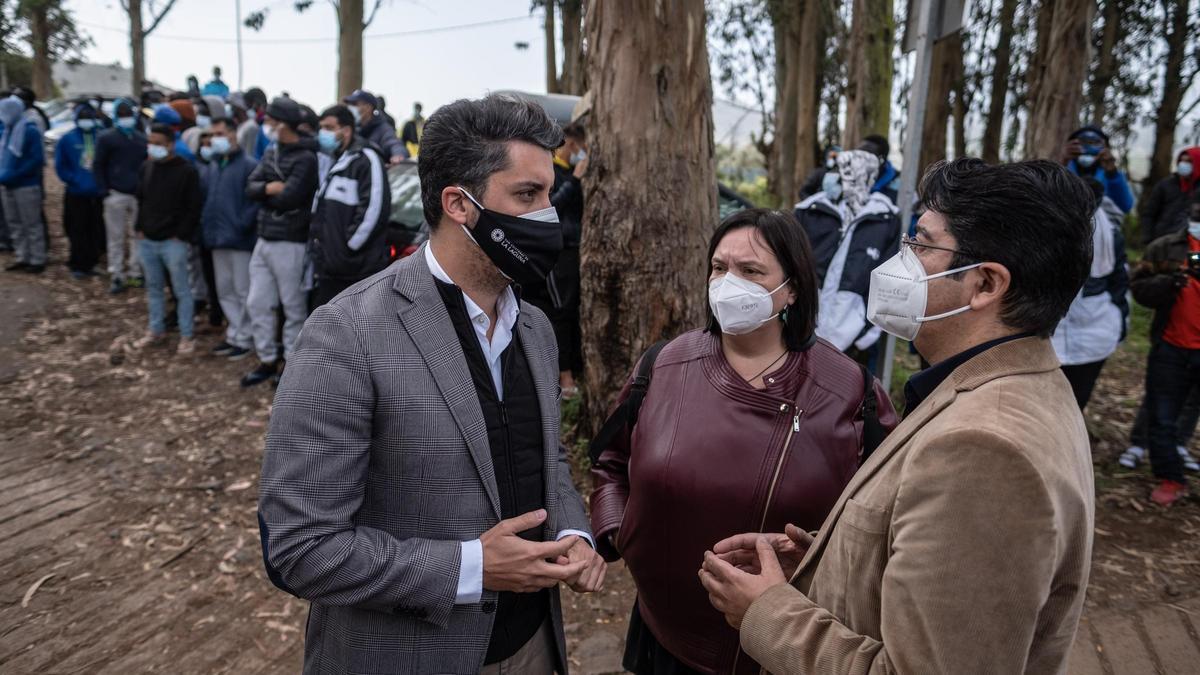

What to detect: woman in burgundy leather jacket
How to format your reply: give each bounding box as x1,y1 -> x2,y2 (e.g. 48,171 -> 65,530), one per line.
590,209 -> 898,675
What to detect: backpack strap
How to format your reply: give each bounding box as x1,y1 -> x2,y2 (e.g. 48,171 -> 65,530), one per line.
859,363 -> 885,463
588,340 -> 669,465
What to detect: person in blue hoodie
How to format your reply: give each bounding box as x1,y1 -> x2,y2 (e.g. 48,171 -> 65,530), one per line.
55,102 -> 107,278
200,117 -> 259,360
94,98 -> 148,292
1062,125 -> 1135,214
0,95 -> 46,273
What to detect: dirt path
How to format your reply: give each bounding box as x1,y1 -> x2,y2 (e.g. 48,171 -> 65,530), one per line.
0,172 -> 1197,674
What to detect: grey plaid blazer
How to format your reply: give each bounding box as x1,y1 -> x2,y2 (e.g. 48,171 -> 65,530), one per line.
258,247 -> 591,674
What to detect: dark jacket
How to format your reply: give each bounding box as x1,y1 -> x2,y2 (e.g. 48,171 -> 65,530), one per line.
358,114 -> 404,161
246,136 -> 319,243
1139,174 -> 1198,245
590,329 -> 898,675
310,136 -> 391,281
0,121 -> 43,188
135,155 -> 202,242
550,160 -> 583,247
54,119 -> 103,197
795,192 -> 902,351
93,127 -> 148,195
201,149 -> 259,251
1130,230 -> 1191,345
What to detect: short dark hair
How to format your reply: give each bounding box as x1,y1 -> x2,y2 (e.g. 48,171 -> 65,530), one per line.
418,94 -> 564,228
919,158 -> 1094,338
320,104 -> 355,129
211,116 -> 236,132
244,87 -> 267,108
148,123 -> 174,141
563,122 -> 586,142
860,134 -> 889,159
704,208 -> 819,350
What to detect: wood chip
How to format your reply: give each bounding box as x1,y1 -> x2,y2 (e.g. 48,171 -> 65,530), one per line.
22,574 -> 56,608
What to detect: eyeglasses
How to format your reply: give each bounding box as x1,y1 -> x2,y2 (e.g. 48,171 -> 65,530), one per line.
901,235 -> 977,260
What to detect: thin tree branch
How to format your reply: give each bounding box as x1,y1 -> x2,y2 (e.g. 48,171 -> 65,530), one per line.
141,0 -> 180,36
364,0 -> 384,28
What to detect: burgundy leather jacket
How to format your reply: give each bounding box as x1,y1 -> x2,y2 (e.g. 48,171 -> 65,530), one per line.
591,329 -> 898,674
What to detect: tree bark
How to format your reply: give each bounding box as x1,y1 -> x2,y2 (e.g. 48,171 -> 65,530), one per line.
790,0 -> 823,192
1087,0 -> 1124,126
920,34 -> 959,175
980,0 -> 1017,163
580,0 -> 717,433
842,0 -> 894,147
952,40 -> 967,161
544,0 -> 559,93
767,2 -> 799,206
1146,0 -> 1191,190
1023,0 -> 1094,160
337,0 -> 364,98
559,0 -> 586,95
128,0 -> 144,99
28,3 -> 52,99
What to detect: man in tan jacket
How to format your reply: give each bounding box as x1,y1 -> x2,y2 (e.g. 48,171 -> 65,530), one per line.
700,158 -> 1097,674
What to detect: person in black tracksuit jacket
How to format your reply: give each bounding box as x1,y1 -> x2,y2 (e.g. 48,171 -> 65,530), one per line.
308,105 -> 392,310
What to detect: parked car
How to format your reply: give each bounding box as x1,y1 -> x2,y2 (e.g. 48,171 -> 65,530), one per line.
385,159 -> 429,261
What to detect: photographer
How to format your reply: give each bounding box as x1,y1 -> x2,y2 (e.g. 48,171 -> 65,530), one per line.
1130,197 -> 1200,506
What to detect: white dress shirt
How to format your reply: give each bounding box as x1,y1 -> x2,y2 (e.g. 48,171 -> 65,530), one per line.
424,244 -> 592,604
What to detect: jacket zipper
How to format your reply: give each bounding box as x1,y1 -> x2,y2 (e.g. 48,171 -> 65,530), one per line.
731,405 -> 802,675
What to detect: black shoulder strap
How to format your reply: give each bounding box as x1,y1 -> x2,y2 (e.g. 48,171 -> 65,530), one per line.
859,364 -> 885,464
588,340 -> 669,465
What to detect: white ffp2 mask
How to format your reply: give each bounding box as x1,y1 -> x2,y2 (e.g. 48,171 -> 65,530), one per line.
708,273 -> 789,335
867,247 -> 982,341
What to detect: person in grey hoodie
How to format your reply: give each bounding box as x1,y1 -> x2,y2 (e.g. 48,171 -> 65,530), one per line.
241,97 -> 319,387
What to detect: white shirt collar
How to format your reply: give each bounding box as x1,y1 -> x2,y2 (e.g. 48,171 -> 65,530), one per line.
424,243 -> 520,340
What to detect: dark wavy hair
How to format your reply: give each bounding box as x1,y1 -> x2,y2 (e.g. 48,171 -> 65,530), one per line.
704,208 -> 820,350
919,158 -> 1094,337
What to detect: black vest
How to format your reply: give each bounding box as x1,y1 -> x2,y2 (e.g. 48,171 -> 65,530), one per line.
435,280 -> 549,665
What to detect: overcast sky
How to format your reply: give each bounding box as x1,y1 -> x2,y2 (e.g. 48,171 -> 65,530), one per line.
69,0 -> 551,118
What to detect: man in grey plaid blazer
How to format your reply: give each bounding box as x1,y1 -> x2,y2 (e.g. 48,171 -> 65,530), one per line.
258,95 -> 605,674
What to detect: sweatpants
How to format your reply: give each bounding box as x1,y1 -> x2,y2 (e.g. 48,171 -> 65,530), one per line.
213,249 -> 254,349
1,185 -> 46,266
103,191 -> 142,279
247,239 -> 307,363
63,193 -> 106,273
188,243 -> 209,310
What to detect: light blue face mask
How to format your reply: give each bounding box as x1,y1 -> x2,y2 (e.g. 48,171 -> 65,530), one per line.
147,144 -> 169,161
822,171 -> 843,202
570,149 -> 587,165
116,116 -> 137,130
200,146 -> 215,161
317,129 -> 340,153
209,135 -> 231,155
77,119 -> 96,131
1189,220 -> 1200,240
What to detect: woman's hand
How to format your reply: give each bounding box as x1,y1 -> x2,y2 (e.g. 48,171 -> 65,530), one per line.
710,523 -> 813,578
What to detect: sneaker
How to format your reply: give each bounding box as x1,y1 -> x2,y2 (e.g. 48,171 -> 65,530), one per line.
133,332 -> 167,349
24,264 -> 45,274
211,341 -> 237,356
225,346 -> 251,361
5,261 -> 30,272
1150,479 -> 1187,507
1118,446 -> 1145,469
1178,446 -> 1200,472
240,361 -> 278,388
125,276 -> 145,289
176,337 -> 196,356
110,278 -> 127,295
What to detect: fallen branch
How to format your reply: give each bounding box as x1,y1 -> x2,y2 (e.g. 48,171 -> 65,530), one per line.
158,528 -> 211,569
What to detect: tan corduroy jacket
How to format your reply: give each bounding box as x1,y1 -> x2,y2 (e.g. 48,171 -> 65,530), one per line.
740,337 -> 1095,675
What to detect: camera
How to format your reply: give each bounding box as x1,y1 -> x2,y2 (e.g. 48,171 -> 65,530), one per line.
1187,252 -> 1200,280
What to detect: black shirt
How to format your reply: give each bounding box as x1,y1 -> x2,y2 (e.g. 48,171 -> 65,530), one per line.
903,333 -> 1033,414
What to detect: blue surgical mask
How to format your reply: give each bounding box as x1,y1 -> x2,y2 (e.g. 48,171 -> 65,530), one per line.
1179,161 -> 1194,178
116,116 -> 137,130
822,171 -> 842,202
1076,154 -> 1097,169
209,135 -> 231,155
199,146 -> 215,161
570,149 -> 587,165
147,144 -> 169,161
317,129 -> 340,153
1189,220 -> 1200,240
77,119 -> 96,131
196,115 -> 212,129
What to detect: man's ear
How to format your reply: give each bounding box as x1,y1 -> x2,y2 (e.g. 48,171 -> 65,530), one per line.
968,262 -> 1011,313
442,186 -> 472,229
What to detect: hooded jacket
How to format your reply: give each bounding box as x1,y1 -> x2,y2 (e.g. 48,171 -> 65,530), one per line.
136,154 -> 202,242
54,105 -> 103,197
1067,160 -> 1134,214
795,191 -> 901,352
1139,147 -> 1200,245
1051,206 -> 1130,366
245,136 -> 320,243
0,97 -> 44,189
358,113 -> 405,161
309,135 -> 391,281
201,148 -> 259,251
94,105 -> 148,196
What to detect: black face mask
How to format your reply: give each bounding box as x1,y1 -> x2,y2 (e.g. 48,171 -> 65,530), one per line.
457,187 -> 563,287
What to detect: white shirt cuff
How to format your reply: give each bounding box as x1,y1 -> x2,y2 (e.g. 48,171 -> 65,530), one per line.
455,539 -> 483,605
556,529 -> 595,549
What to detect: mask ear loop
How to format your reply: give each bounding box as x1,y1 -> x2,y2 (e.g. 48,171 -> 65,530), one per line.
456,186 -> 484,211
914,263 -> 984,323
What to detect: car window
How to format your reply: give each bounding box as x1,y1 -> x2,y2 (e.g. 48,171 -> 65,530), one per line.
388,162 -> 426,232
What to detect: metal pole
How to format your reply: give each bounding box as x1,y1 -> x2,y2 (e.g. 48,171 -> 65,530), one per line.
880,0 -> 942,391
235,0 -> 244,90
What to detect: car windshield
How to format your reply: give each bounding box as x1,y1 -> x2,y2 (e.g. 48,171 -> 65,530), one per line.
388,161 -> 425,232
